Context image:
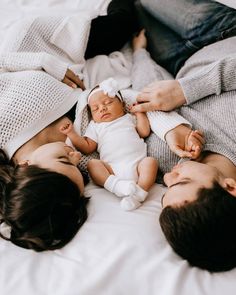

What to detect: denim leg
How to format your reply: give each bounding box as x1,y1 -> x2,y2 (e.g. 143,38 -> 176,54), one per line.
140,0 -> 236,43
135,1 -> 196,75
137,0 -> 236,75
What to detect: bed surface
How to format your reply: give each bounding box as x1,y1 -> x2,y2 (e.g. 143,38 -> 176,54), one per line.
1,1 -> 236,295
1,183 -> 236,295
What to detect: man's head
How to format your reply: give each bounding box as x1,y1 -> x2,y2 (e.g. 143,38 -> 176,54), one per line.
160,161 -> 236,272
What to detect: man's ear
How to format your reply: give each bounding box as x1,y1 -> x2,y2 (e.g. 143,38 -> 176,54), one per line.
223,178 -> 236,197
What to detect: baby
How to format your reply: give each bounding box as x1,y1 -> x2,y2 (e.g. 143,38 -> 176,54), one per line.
61,78 -> 158,211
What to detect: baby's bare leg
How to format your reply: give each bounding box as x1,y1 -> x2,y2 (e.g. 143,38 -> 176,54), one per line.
87,159 -> 114,186
137,157 -> 158,191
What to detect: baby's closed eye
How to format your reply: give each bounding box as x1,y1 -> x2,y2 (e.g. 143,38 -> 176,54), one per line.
91,106 -> 99,112
104,100 -> 113,105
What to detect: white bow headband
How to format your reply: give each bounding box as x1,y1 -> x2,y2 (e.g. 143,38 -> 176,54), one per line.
87,78 -> 123,103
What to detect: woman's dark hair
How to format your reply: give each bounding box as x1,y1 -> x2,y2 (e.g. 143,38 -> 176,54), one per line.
0,149 -> 89,251
159,181 -> 236,272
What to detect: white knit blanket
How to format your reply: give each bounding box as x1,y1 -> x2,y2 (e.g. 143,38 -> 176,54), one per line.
0,12 -> 134,162
0,13 -> 93,158
0,9 -> 190,164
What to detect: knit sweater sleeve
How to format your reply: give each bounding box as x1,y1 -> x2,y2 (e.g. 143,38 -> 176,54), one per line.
131,48 -> 191,141
178,55 -> 236,105
0,52 -> 68,81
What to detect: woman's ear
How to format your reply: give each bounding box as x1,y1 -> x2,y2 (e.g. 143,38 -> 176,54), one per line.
223,178 -> 236,197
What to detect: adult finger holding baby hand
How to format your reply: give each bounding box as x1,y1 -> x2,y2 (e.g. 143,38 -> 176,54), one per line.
130,80 -> 187,113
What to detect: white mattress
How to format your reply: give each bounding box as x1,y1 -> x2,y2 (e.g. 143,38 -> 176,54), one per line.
1,1 -> 236,295
1,183 -> 236,295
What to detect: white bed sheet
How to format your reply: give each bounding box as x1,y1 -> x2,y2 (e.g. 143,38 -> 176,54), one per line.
1,183 -> 236,295
1,1 -> 236,294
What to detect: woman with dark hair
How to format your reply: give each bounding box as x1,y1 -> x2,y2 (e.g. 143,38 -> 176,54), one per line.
0,0 -> 138,251
131,0 -> 236,272
0,149 -> 89,251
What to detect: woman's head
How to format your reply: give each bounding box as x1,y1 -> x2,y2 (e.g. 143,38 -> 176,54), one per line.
0,149 -> 89,251
160,161 -> 236,272
28,141 -> 84,194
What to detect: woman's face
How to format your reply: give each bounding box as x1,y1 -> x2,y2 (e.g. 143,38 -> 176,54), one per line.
29,142 -> 84,193
89,91 -> 125,123
162,161 -> 221,208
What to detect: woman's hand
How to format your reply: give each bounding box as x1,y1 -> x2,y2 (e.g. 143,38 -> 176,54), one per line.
130,80 -> 186,112
165,124 -> 204,159
62,69 -> 85,90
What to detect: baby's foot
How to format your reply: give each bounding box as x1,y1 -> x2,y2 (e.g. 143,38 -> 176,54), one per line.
120,185 -> 148,211
120,196 -> 141,211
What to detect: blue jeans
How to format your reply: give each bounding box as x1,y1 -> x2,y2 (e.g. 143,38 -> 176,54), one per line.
136,0 -> 236,75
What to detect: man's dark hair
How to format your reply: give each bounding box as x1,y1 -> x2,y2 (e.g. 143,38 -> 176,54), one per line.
159,182 -> 236,272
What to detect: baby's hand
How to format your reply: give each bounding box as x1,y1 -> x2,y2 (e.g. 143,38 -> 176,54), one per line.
129,102 -> 143,116
186,130 -> 205,159
60,119 -> 74,135
166,125 -> 204,159
132,29 -> 147,51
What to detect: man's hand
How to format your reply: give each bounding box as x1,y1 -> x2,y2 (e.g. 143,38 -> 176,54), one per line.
62,69 -> 85,90
165,124 -> 204,159
130,80 -> 186,112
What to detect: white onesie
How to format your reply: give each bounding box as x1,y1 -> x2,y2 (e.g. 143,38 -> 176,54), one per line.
85,113 -> 147,181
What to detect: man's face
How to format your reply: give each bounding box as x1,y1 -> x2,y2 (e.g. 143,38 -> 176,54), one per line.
162,161 -> 219,208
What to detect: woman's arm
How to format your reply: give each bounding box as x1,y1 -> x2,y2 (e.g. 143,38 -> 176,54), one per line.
0,52 -> 85,89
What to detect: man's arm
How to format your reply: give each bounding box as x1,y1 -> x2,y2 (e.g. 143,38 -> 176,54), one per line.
132,45 -> 236,112
165,125 -> 204,159
178,55 -> 236,105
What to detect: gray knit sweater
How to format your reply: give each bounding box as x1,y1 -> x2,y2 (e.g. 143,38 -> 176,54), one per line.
132,37 -> 236,176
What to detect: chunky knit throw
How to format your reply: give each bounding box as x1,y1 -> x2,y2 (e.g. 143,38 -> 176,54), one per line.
0,13 -> 92,158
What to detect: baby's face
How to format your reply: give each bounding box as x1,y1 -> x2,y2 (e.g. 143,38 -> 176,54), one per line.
89,91 -> 125,123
